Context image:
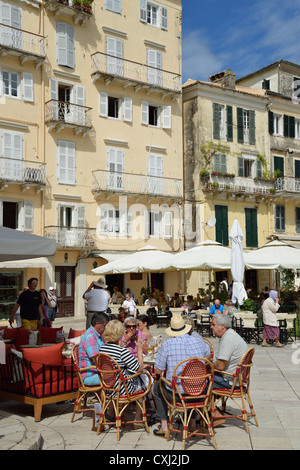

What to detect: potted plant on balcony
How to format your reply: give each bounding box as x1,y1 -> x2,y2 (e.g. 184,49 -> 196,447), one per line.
73,0 -> 82,9
82,0 -> 92,12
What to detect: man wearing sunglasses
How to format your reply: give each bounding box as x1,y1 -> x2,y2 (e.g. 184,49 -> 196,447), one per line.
120,317 -> 147,358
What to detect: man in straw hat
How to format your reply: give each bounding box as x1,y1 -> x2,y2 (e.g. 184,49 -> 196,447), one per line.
82,277 -> 110,329
153,314 -> 210,438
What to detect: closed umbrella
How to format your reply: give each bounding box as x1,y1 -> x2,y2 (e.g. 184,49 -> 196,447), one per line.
229,220 -> 247,306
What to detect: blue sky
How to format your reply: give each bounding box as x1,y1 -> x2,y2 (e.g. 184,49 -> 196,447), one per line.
181,0 -> 300,83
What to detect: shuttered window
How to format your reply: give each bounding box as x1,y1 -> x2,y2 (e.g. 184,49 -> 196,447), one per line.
245,208 -> 258,248
283,115 -> 295,138
275,205 -> 285,232
105,0 -> 122,13
237,108 -> 256,145
56,22 -> 75,69
274,156 -> 284,177
57,140 -> 76,185
215,205 -> 228,246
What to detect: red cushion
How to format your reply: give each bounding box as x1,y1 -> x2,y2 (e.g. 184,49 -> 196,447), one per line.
15,328 -> 30,350
27,377 -> 78,398
68,328 -> 85,339
39,326 -> 63,344
21,342 -> 64,366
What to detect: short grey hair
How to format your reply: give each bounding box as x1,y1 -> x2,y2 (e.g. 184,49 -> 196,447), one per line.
124,316 -> 137,326
214,313 -> 232,329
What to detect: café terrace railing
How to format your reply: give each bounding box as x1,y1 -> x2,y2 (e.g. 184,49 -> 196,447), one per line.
92,169 -> 183,200
91,52 -> 181,94
0,158 -> 46,185
44,226 -> 96,249
45,100 -> 93,129
0,23 -> 46,59
203,174 -> 275,196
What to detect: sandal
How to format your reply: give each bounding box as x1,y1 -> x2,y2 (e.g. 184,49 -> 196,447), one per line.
262,343 -> 272,347
153,427 -> 169,439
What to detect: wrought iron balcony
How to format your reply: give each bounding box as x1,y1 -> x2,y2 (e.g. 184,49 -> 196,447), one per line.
0,23 -> 46,66
202,174 -> 275,198
91,52 -> 181,97
275,177 -> 300,194
44,226 -> 96,249
44,0 -> 93,25
0,158 -> 46,190
45,100 -> 93,134
92,169 -> 183,201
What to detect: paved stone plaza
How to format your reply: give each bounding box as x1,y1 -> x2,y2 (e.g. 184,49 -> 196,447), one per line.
1,316 -> 300,451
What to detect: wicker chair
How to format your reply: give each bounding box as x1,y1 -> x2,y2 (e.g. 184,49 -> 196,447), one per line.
211,347 -> 258,433
95,353 -> 152,440
159,357 -> 217,450
71,344 -> 102,423
203,337 -> 214,360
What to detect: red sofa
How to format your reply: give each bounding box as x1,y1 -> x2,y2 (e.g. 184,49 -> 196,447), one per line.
0,335 -> 78,421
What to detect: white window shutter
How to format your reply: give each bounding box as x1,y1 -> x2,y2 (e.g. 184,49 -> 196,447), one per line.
76,85 -> 85,125
115,0 -> 122,13
1,3 -> 11,26
162,105 -> 171,129
161,7 -> 168,30
13,133 -> 23,159
57,140 -> 66,183
50,78 -> 58,100
144,210 -> 150,237
126,210 -> 132,236
163,211 -> 172,239
24,201 -> 33,232
56,22 -> 67,66
11,6 -> 22,29
99,92 -> 108,117
123,97 -> 132,122
67,141 -> 76,184
140,0 -> 147,22
0,200 -> 3,226
23,72 -> 34,102
67,24 -> 75,68
141,101 -> 148,124
77,205 -> 85,228
3,132 -> 12,158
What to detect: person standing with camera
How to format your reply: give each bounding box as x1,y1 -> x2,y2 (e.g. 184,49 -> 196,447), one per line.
83,277 -> 110,329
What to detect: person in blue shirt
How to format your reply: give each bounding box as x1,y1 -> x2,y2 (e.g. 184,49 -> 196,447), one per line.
209,299 -> 225,316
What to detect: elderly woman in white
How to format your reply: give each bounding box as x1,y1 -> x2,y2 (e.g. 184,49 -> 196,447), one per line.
122,293 -> 137,318
261,290 -> 283,348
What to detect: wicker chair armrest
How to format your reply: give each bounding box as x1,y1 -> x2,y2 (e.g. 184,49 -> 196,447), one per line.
214,368 -> 236,378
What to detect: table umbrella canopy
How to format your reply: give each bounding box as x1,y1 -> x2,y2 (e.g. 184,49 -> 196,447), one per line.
171,240 -> 231,271
229,220 -> 247,306
92,245 -> 176,274
244,240 -> 300,270
0,226 -> 56,262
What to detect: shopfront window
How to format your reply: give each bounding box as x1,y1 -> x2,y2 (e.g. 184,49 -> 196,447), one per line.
0,271 -> 22,321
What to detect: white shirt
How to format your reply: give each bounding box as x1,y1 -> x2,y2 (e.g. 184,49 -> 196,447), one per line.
84,288 -> 109,312
122,299 -> 137,316
217,328 -> 248,383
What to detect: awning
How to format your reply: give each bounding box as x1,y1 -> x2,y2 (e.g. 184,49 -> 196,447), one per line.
0,257 -> 52,269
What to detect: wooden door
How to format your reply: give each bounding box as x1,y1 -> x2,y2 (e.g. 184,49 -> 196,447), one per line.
55,266 -> 75,317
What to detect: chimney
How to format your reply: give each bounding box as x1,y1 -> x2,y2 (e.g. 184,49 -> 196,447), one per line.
209,69 -> 236,90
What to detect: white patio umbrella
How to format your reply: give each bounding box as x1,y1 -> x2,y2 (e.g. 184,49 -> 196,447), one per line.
92,245 -> 176,274
0,226 -> 56,262
244,240 -> 300,270
229,220 -> 247,306
171,240 -> 231,270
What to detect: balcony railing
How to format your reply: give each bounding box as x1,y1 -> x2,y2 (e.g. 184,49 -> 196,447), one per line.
44,0 -> 93,24
91,52 -> 181,95
92,170 -> 183,200
45,100 -> 93,130
275,177 -> 300,193
44,226 -> 96,248
0,158 -> 46,185
203,175 -> 275,195
0,23 -> 46,59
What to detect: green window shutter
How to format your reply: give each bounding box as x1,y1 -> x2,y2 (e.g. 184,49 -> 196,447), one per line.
274,156 -> 284,177
289,116 -> 295,139
245,208 -> 258,247
269,111 -> 274,135
237,107 -> 244,143
256,159 -> 262,178
238,156 -> 244,177
249,110 -> 256,145
226,105 -> 233,142
295,160 -> 300,178
284,115 -> 289,137
215,205 -> 228,246
213,103 -> 220,140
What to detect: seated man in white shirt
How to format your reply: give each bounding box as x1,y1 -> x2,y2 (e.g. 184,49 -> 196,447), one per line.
144,294 -> 158,307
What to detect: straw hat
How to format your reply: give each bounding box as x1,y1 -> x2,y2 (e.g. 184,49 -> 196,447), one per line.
93,277 -> 108,289
165,314 -> 192,337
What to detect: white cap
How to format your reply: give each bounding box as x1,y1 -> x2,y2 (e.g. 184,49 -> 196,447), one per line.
49,286 -> 54,291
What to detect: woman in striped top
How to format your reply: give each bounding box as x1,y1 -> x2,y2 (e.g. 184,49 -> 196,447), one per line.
99,320 -> 146,423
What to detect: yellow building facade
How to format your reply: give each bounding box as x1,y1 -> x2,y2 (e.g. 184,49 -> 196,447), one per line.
0,0 -> 183,319
182,70 -> 276,295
